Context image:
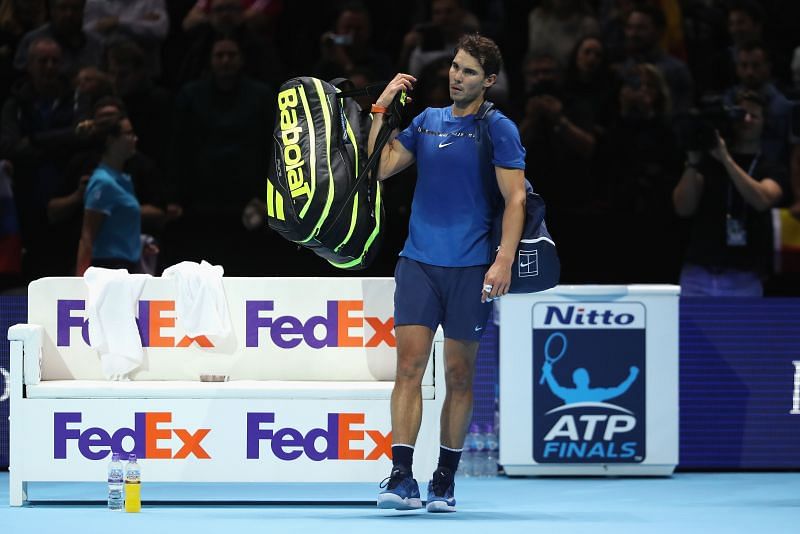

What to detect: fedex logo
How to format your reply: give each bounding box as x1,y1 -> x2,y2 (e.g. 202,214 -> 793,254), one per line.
245,300 -> 395,349
54,412 -> 211,460
57,300 -> 214,348
246,412 -> 391,461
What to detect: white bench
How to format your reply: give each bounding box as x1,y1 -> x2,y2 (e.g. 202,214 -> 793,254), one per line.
7,277 -> 444,506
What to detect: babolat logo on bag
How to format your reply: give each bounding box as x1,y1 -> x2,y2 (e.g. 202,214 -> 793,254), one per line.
266,76 -> 395,270
276,87 -> 311,202
532,303 -> 646,463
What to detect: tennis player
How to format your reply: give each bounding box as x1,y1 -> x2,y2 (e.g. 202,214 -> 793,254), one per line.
368,34 -> 526,512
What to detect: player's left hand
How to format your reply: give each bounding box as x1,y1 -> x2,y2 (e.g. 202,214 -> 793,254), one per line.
481,257 -> 512,303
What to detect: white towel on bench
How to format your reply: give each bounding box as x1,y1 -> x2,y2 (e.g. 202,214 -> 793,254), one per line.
162,260 -> 231,339
84,267 -> 150,380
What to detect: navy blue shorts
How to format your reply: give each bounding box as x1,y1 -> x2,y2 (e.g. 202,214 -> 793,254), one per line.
394,257 -> 491,342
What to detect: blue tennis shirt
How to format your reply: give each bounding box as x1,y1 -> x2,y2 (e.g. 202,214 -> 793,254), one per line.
396,105 -> 526,267
84,163 -> 141,263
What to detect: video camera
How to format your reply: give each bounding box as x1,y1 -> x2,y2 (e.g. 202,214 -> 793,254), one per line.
674,96 -> 746,151
527,79 -> 560,99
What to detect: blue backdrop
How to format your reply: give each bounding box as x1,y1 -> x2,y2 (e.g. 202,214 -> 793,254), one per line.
0,295 -> 25,470
1,296 -> 799,470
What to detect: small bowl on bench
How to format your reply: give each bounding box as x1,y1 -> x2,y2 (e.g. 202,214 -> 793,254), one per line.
200,374 -> 229,382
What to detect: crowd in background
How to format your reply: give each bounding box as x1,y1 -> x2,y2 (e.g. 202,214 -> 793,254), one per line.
1,0 -> 799,295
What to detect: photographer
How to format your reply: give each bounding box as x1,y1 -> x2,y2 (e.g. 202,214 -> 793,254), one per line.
673,90 -> 785,296
519,51 -> 595,160
518,50 -> 596,282
400,0 -> 509,105
724,41 -> 798,218
598,63 -> 683,284
313,3 -> 392,81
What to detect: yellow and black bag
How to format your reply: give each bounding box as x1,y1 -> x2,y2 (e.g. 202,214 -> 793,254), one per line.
266,77 -> 401,270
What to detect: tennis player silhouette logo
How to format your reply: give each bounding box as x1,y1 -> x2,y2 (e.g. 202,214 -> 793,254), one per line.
540,332 -> 640,406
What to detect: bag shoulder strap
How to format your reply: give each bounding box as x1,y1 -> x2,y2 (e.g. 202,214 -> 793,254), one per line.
330,77 -> 389,99
350,88 -> 405,189
476,100 -> 496,121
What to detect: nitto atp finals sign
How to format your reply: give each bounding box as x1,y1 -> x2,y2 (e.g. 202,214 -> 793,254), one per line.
532,302 -> 646,463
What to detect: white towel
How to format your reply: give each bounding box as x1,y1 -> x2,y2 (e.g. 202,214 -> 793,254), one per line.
83,267 -> 150,380
162,260 -> 231,339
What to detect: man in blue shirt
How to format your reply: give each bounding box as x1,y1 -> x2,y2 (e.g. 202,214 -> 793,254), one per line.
370,34 -> 526,512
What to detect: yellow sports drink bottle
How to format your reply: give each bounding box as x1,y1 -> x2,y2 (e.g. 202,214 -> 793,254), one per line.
124,454 -> 141,513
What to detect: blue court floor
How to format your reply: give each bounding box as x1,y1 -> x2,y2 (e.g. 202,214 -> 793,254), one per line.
1,471 -> 798,534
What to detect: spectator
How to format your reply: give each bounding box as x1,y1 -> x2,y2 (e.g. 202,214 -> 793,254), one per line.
105,38 -> 171,167
312,2 -> 393,81
160,0 -> 202,91
680,0 -> 728,98
703,0 -> 765,95
614,4 -> 693,113
14,0 -> 104,79
0,158 -> 22,290
0,0 -> 48,103
410,55 -> 453,114
50,96 -> 180,275
164,36 -> 274,275
673,90 -> 785,296
76,111 -> 148,274
73,65 -> 113,119
598,0 -> 636,64
401,0 -> 509,105
182,0 -> 283,36
526,0 -> 600,68
517,50 -> 597,283
175,0 -> 283,87
561,34 -> 620,136
599,63 -> 683,283
519,50 -> 596,163
399,0 -> 472,74
340,66 -> 379,149
1,37 -> 88,280
723,41 -> 797,214
83,0 -> 169,78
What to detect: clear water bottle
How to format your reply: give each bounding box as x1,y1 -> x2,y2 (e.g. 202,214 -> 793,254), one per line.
493,383 -> 504,475
468,423 -> 485,477
458,431 -> 475,477
107,452 -> 124,511
493,383 -> 500,437
124,454 -> 141,513
484,423 -> 499,477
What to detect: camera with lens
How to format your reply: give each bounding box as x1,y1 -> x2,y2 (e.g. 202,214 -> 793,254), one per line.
675,95 -> 746,151
622,71 -> 642,90
324,33 -> 353,47
415,23 -> 444,52
527,79 -> 560,98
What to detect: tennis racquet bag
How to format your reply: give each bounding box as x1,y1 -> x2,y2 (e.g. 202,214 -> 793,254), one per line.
265,76 -> 401,270
476,101 -> 560,292
490,179 -> 560,293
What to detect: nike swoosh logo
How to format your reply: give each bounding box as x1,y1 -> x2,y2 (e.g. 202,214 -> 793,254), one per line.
474,326 -> 483,332
520,261 -> 534,268
438,141 -> 454,148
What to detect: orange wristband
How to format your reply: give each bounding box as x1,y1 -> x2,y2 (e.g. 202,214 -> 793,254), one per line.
370,104 -> 388,114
